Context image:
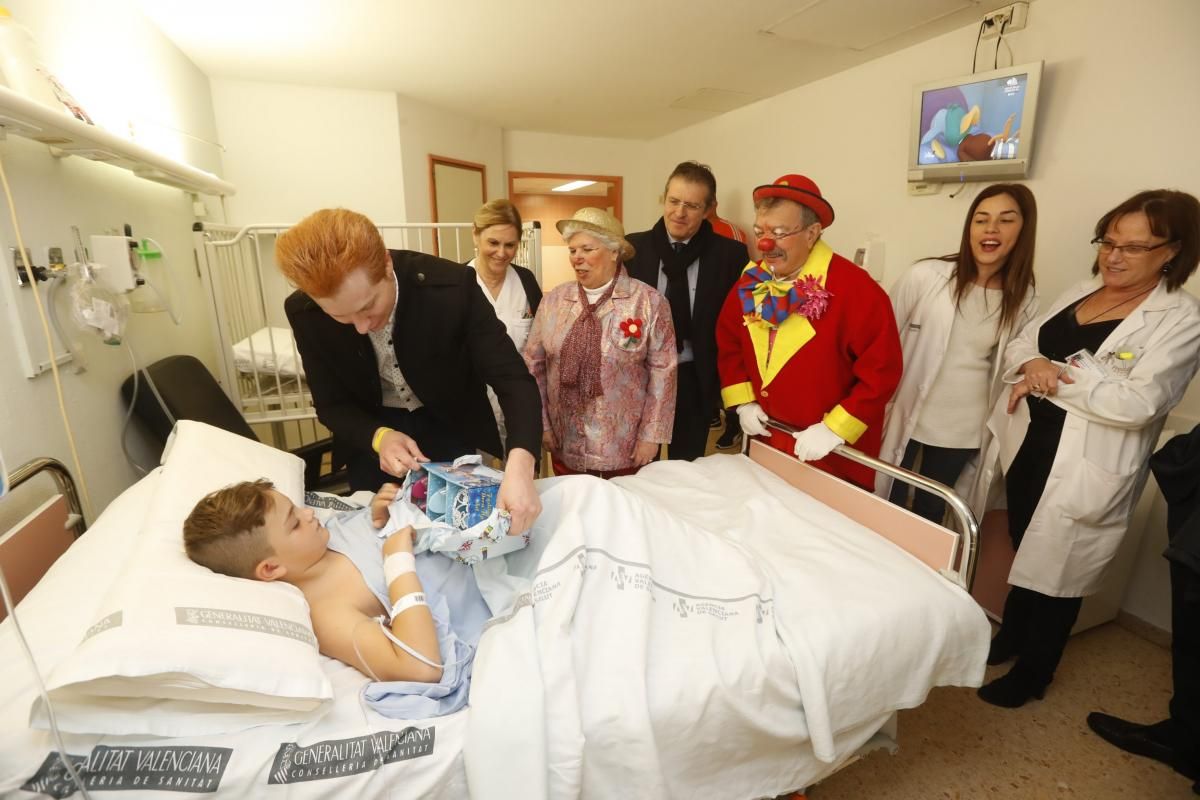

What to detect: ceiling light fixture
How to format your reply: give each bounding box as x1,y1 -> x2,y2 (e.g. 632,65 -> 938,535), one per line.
552,180 -> 596,192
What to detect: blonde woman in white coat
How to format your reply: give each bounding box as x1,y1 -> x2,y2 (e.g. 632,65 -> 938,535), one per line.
879,184 -> 1038,524
979,189 -> 1200,709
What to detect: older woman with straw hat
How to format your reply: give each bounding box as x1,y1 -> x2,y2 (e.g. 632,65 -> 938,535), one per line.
523,207 -> 677,477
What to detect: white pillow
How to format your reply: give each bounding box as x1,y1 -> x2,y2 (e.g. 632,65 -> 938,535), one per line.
31,420 -> 332,736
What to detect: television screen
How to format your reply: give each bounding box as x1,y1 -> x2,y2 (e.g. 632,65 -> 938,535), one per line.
908,61 -> 1043,183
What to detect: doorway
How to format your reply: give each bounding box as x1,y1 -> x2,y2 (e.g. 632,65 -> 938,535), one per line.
508,171 -> 622,289
430,155 -> 487,260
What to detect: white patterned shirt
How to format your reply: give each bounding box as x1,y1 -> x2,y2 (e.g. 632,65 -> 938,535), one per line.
367,273 -> 422,410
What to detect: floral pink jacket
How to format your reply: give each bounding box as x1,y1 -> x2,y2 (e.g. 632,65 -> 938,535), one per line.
523,269 -> 677,472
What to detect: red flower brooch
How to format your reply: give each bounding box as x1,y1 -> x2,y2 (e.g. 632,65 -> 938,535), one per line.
793,275 -> 832,321
619,317 -> 644,346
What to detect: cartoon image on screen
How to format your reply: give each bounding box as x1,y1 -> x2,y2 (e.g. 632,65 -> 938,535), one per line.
918,74 -> 1027,165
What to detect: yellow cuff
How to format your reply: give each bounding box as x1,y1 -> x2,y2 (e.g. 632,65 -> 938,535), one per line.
823,405 -> 867,444
372,426 -> 393,453
721,382 -> 755,408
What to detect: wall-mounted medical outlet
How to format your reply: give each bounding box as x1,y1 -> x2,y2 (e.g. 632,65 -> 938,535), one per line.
10,247 -> 46,287
48,246 -> 64,268
981,2 -> 1028,39
853,239 -> 887,283
89,234 -> 137,294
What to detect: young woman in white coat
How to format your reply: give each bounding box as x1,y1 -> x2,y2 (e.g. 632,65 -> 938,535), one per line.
879,184 -> 1038,523
979,189 -> 1200,708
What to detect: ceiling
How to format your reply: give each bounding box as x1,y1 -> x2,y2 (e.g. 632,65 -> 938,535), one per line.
139,0 -> 1020,140
512,178 -> 613,196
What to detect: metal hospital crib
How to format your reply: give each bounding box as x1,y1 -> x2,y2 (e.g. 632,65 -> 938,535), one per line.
191,220 -> 543,452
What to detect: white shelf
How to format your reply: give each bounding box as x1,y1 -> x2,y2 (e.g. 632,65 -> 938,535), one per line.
0,85 -> 235,196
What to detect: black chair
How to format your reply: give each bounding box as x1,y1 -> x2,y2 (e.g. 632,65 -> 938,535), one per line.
120,354 -> 347,492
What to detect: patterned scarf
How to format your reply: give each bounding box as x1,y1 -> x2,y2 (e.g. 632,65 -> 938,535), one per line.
558,268 -> 620,404
736,264 -> 831,328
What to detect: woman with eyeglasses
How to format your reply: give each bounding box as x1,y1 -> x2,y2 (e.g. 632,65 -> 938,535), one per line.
878,184 -> 1039,524
977,189 -> 1200,708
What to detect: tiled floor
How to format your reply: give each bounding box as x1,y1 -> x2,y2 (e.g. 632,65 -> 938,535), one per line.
809,621 -> 1195,799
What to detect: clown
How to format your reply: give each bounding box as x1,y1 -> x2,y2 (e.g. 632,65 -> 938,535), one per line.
716,175 -> 902,489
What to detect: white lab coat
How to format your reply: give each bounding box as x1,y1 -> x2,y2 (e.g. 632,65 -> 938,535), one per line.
876,259 -> 1037,515
982,277 -> 1200,597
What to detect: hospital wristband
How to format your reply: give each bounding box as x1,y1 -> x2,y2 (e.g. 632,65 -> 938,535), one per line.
383,551 -> 416,587
389,591 -> 428,620
372,427 -> 393,453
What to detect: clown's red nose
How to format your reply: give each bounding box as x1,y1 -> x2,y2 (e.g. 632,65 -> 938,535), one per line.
756,237 -> 776,254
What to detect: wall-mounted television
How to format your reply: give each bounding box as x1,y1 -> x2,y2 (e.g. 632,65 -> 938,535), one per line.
908,60 -> 1043,183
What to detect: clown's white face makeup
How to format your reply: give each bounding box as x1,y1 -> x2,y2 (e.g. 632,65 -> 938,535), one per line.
753,202 -> 820,279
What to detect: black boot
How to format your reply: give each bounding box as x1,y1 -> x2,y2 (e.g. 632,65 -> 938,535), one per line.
987,630 -> 1019,665
977,664 -> 1047,708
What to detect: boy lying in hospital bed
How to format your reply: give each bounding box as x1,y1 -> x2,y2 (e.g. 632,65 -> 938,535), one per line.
182,480 -> 497,718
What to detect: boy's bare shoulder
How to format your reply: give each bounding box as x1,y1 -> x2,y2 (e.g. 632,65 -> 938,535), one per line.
305,553 -> 385,622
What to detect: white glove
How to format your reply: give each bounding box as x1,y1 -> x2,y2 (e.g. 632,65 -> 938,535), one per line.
736,402 -> 770,437
792,422 -> 844,461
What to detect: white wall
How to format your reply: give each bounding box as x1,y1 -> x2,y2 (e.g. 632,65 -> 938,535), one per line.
211,79 -> 407,225
396,95 -> 505,224
0,0 -> 224,525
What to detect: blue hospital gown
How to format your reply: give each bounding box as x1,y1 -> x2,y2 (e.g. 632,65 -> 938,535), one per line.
323,508 -> 493,718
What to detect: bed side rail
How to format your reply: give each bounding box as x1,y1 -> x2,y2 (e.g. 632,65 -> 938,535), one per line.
1,459 -> 87,620
759,419 -> 979,590
6,458 -> 86,537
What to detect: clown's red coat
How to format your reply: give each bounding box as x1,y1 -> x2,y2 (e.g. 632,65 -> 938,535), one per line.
717,241 -> 902,488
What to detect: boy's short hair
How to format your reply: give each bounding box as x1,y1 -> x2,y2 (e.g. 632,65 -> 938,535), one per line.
183,479 -> 277,579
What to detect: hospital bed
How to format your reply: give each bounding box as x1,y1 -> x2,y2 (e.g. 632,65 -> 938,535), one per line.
0,421 -> 988,799
191,221 -> 543,451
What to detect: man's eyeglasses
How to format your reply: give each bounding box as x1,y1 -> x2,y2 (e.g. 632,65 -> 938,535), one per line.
753,226 -> 810,241
1091,238 -> 1177,259
666,197 -> 706,214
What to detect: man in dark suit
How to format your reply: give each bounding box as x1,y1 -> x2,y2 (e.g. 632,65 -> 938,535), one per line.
625,162 -> 749,461
1088,425 -> 1200,794
277,208 -> 543,534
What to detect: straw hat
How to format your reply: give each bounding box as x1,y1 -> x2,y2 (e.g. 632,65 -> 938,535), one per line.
556,207 -> 636,261
752,174 -> 835,229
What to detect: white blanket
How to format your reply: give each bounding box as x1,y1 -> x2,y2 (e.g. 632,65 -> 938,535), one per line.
1,454 -> 987,799
467,456 -> 988,799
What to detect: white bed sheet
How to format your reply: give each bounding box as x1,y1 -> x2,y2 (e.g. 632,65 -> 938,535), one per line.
466,455 -> 989,800
1,454 -> 988,800
617,455 -> 990,759
0,470 -> 468,800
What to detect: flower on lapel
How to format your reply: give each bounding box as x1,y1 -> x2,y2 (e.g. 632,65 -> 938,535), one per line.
619,317 -> 644,346
794,275 -> 832,321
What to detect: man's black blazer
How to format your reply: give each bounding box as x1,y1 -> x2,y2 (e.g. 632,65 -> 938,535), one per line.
624,227 -> 748,415
285,250 -> 542,468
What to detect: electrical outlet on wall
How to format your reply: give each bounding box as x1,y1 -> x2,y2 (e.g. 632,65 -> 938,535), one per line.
981,2 -> 1029,39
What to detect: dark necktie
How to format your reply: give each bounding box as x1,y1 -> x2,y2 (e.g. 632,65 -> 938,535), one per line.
665,242 -> 689,352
